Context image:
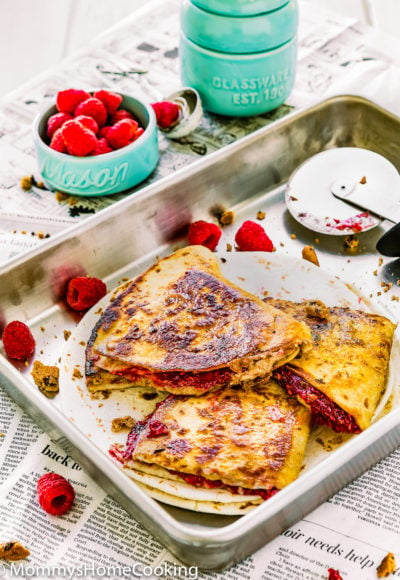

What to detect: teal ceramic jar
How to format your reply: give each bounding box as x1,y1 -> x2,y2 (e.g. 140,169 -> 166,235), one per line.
180,0 -> 298,116
181,0 -> 298,54
191,0 -> 288,16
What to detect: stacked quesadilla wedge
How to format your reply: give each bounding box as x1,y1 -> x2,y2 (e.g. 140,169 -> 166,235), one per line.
110,378 -> 312,513
86,246 -> 312,396
269,299 -> 396,433
82,246 -> 395,513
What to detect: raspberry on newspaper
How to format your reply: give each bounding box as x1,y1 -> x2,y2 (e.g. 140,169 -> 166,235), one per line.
37,473 -> 75,516
327,569 -> 343,580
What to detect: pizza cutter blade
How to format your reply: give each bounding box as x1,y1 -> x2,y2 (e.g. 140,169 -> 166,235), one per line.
328,149 -> 400,257
286,148 -> 400,256
331,153 -> 400,224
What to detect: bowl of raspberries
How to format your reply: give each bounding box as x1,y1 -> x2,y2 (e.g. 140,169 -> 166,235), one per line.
33,88 -> 159,196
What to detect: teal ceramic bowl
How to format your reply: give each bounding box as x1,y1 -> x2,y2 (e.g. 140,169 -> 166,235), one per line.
33,94 -> 159,196
191,0 -> 289,16
180,32 -> 297,116
181,0 -> 298,54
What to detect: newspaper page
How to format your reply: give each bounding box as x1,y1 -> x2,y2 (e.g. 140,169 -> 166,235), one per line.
2,391 -> 400,580
1,1 -> 400,579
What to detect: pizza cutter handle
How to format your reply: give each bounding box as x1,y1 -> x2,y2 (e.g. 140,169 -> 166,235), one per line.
376,222 -> 400,257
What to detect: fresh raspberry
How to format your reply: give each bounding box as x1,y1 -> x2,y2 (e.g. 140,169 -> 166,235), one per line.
60,120 -> 97,156
66,276 -> 107,311
37,473 -> 75,516
109,109 -> 134,124
94,90 -> 123,115
90,137 -> 114,156
328,570 -> 343,580
46,112 -> 73,139
2,321 -> 35,360
235,220 -> 274,252
49,129 -> 67,153
131,127 -> 145,141
74,97 -> 108,127
187,220 -> 222,251
74,114 -> 99,135
56,89 -> 90,114
105,119 -> 139,149
151,101 -> 180,129
99,125 -> 111,139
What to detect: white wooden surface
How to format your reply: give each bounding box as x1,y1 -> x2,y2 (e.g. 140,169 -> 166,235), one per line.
0,0 -> 399,99
0,0 -> 138,98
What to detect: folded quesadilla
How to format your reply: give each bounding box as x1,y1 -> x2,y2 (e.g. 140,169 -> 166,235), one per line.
269,299 -> 396,432
86,246 -> 312,396
111,379 -> 311,501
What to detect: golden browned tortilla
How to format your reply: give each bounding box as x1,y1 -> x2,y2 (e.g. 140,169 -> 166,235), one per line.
268,298 -> 396,431
128,379 -> 311,492
86,246 -> 311,396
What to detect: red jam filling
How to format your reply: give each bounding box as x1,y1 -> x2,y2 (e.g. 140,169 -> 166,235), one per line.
273,367 -> 361,433
109,419 -> 147,463
147,419 -> 170,438
113,365 -> 233,390
170,471 -> 278,501
325,212 -> 375,233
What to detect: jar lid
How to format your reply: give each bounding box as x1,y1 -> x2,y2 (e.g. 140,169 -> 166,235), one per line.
190,0 -> 289,16
181,0 -> 298,54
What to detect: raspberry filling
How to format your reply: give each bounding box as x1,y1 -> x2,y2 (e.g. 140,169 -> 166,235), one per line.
170,471 -> 278,501
109,420 -> 147,463
273,366 -> 361,434
112,366 -> 233,391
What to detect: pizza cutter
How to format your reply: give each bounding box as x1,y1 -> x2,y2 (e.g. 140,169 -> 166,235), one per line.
286,148 -> 400,256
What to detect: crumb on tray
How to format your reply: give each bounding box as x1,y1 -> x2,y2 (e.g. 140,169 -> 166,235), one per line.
302,245 -> 320,266
219,210 -> 235,226
111,416 -> 136,432
344,235 -> 359,250
31,360 -> 59,398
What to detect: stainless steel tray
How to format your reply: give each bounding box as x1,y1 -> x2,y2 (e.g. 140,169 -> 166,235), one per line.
1,95 -> 400,571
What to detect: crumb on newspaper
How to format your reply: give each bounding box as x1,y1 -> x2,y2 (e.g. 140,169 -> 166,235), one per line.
0,541 -> 30,561
377,552 -> 396,577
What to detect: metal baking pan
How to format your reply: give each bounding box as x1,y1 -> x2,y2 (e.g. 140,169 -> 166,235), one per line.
1,95 -> 400,570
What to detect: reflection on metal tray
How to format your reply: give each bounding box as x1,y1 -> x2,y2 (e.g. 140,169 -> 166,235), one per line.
1,95 -> 400,571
